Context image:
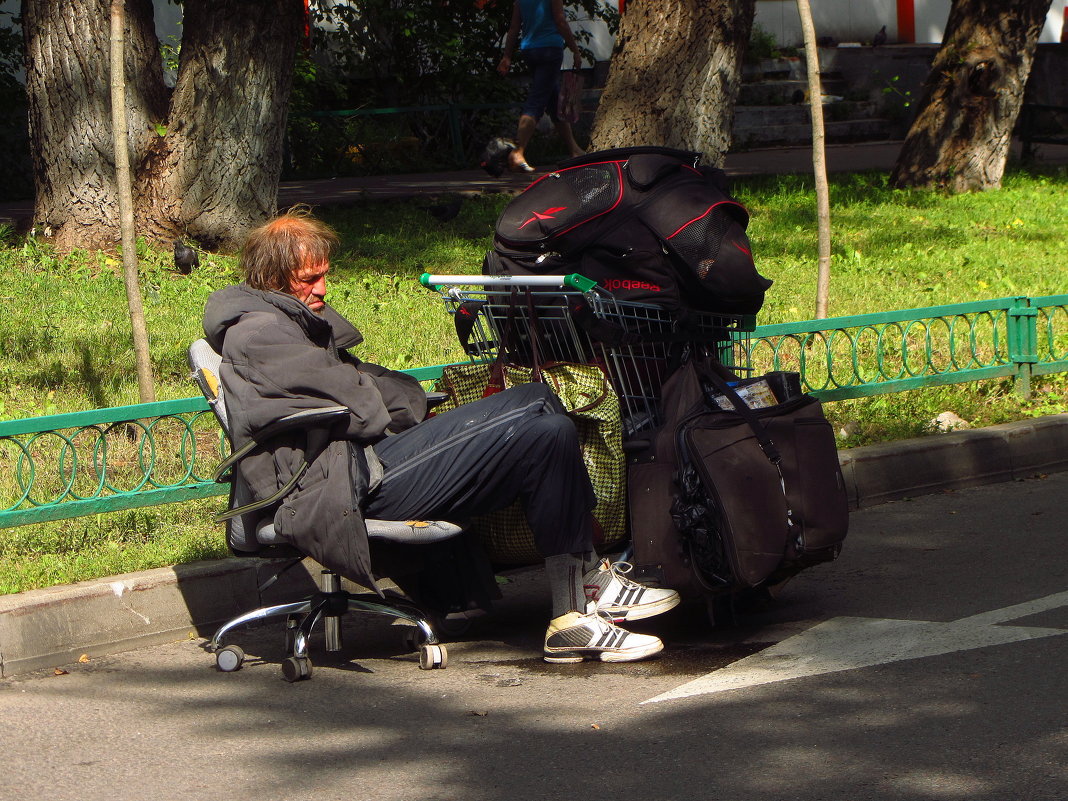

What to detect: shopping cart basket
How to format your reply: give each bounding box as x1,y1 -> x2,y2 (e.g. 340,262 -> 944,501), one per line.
421,274 -> 753,437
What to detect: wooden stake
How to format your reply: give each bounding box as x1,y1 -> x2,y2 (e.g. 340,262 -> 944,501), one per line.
796,0 -> 833,319
110,0 -> 156,402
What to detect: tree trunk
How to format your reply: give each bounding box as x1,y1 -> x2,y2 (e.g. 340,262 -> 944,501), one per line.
589,0 -> 755,166
23,0 -> 167,251
22,0 -> 303,253
889,0 -> 1051,192
138,0 -> 303,249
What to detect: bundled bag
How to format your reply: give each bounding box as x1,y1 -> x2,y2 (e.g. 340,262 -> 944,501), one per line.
629,352 -> 848,599
484,146 -> 773,315
557,70 -> 583,124
433,297 -> 627,564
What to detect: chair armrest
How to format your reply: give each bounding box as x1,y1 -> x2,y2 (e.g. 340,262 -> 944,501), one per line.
212,405 -> 351,522
425,391 -> 449,410
212,405 -> 350,483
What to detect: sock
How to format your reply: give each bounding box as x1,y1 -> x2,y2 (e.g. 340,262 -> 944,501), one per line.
581,551 -> 601,575
545,553 -> 586,619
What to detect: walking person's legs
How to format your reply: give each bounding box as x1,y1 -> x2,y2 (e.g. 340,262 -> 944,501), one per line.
553,118 -> 585,160
510,47 -> 565,172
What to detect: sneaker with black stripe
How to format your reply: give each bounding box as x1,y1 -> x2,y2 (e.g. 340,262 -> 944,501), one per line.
583,559 -> 681,622
543,611 -> 664,663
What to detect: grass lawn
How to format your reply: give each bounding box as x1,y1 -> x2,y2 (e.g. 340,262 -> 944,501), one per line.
1,164 -> 1066,593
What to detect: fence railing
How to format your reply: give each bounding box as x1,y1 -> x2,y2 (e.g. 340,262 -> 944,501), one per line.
1019,103 -> 1068,160
285,102 -> 525,177
1,295 -> 1065,529
747,294 -> 1068,401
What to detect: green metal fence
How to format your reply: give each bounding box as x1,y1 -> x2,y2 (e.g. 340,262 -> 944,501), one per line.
746,294 -> 1068,401
2,295 -> 1065,529
285,102 -> 522,177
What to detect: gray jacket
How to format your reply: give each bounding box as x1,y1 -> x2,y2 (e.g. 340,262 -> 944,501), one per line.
203,284 -> 427,587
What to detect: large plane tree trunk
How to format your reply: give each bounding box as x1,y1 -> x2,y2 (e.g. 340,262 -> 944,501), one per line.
22,0 -> 302,252
23,0 -> 167,251
137,0 -> 302,248
589,0 -> 755,166
889,0 -> 1051,192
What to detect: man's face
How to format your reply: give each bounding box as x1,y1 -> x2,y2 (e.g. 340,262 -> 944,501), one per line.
288,259 -> 329,313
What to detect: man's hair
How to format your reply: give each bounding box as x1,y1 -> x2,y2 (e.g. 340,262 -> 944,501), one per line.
240,206 -> 339,292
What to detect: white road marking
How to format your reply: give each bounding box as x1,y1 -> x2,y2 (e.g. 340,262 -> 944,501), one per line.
644,590 -> 1068,704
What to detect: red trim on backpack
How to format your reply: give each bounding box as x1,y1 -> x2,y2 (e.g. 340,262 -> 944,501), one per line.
665,201 -> 747,239
510,161 -> 626,240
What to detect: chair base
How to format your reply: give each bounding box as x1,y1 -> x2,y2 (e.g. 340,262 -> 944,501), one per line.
209,568 -> 447,680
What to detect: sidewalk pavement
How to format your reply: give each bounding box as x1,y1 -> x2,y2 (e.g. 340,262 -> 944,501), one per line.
3,470 -> 1066,801
1,413 -> 1066,678
4,140 -> 1068,224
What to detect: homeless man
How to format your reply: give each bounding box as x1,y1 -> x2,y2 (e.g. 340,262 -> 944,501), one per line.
201,208 -> 680,663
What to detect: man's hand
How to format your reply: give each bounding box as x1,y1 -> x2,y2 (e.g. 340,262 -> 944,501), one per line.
497,54 -> 511,76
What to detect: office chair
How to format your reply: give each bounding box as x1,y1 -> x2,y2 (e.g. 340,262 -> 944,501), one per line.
189,338 -> 460,681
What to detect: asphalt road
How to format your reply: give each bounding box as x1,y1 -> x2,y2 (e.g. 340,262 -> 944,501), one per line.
1,472 -> 1066,801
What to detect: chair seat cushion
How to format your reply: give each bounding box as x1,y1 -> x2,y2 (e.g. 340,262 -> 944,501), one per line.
255,517 -> 461,547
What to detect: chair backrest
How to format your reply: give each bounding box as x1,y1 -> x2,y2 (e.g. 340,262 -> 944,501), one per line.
188,338 -> 285,553
189,338 -> 229,433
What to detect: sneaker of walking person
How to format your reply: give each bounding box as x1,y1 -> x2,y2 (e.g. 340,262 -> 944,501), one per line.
583,558 -> 681,622
543,610 -> 664,663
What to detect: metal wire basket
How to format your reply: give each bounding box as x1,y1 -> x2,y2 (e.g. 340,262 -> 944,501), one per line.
422,274 -> 753,437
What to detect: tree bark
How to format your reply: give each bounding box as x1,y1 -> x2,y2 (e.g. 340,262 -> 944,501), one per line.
22,0 -> 303,252
23,0 -> 166,251
889,0 -> 1052,192
138,0 -> 303,248
589,0 -> 755,166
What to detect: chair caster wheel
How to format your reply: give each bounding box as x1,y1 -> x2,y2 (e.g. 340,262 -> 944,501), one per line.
419,643 -> 448,670
215,644 -> 245,673
282,656 -> 313,682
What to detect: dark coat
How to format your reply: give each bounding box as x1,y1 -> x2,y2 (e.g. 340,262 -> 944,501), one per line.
202,285 -> 427,587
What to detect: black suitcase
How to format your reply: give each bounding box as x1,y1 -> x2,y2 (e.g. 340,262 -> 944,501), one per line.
629,353 -> 849,606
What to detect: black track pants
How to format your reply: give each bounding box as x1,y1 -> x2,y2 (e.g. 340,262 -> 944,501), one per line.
366,383 -> 595,558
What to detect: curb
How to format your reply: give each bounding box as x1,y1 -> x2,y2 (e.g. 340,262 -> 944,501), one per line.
840,413 -> 1068,508
2,413 -> 1066,678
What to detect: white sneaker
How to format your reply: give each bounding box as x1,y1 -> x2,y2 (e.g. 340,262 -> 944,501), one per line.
583,559 -> 681,622
543,611 -> 664,663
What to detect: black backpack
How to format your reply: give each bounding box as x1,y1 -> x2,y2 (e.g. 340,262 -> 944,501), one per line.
484,146 -> 773,315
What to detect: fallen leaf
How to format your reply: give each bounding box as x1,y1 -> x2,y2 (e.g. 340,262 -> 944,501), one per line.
54,668 -> 68,675
466,710 -> 489,717
78,654 -> 90,663
590,723 -> 601,730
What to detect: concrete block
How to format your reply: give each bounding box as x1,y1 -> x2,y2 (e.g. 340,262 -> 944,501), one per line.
836,448 -> 861,511
992,414 -> 1068,477
0,559 -> 261,677
842,428 -> 1013,508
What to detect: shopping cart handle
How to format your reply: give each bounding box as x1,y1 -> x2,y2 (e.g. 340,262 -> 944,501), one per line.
420,273 -> 599,293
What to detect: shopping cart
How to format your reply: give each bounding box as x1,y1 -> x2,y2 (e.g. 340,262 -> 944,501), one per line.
421,273 -> 753,438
